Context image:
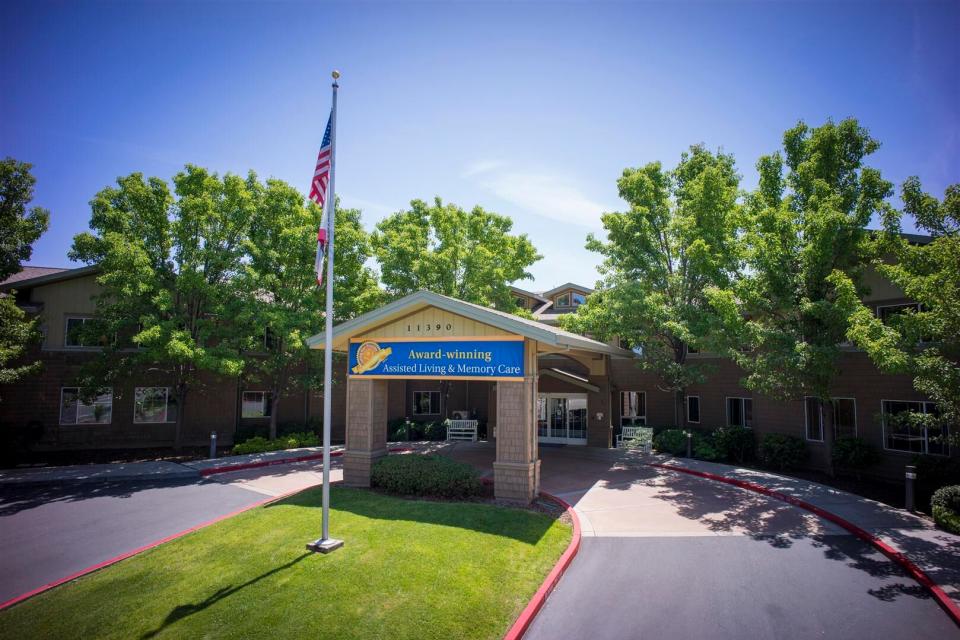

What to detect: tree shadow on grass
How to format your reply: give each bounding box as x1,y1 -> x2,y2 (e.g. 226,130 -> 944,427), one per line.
139,553 -> 311,640
269,486 -> 558,546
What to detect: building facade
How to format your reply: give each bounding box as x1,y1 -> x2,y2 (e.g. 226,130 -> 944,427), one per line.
0,248 -> 951,481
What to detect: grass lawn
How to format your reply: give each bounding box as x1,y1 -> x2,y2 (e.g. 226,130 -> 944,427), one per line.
0,487 -> 571,640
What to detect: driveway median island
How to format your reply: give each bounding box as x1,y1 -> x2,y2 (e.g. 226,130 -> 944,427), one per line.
0,485 -> 571,640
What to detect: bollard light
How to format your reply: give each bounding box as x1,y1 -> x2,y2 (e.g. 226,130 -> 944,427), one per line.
686,430 -> 692,458
210,431 -> 218,459
905,464 -> 916,512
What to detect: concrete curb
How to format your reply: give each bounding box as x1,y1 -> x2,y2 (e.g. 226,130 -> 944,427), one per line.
198,446 -> 414,477
503,491 -> 582,640
647,461 -> 960,629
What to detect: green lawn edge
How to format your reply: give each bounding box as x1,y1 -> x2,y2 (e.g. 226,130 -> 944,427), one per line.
0,486 -> 571,640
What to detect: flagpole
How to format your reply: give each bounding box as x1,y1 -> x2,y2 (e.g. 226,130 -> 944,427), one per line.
308,69 -> 343,554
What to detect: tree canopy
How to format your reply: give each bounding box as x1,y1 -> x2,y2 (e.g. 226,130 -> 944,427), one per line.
71,165 -> 253,448
235,186 -> 382,438
563,145 -> 741,423
371,197 -> 540,311
707,119 -> 893,402
0,158 -> 50,393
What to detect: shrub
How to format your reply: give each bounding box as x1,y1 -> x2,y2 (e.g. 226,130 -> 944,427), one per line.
757,434 -> 808,470
653,429 -> 689,456
932,485 -> 960,535
371,454 -> 482,498
832,437 -> 881,470
712,425 -> 755,464
424,420 -> 447,441
693,438 -> 721,462
232,431 -> 319,455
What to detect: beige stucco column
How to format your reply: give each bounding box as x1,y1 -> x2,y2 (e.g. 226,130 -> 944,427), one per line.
493,339 -> 540,502
342,377 -> 389,487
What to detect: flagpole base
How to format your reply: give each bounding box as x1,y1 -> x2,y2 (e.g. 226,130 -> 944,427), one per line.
306,538 -> 344,554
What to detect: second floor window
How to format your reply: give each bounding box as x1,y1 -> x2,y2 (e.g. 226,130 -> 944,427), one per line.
135,387 -> 178,423
572,292 -> 586,306
555,293 -> 570,308
65,317 -> 94,347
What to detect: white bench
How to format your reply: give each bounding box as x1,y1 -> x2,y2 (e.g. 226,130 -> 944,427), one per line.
447,420 -> 478,442
617,426 -> 653,452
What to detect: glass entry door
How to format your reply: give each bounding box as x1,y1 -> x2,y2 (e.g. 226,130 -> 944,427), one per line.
537,393 -> 588,445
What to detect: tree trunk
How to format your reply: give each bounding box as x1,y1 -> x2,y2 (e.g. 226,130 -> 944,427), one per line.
173,385 -> 187,452
269,392 -> 280,440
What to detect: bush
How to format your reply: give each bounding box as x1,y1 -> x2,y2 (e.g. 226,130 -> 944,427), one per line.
653,429 -> 689,456
424,420 -> 447,441
932,485 -> 960,535
388,418 -> 426,442
757,434 -> 808,470
832,437 -> 881,470
232,431 -> 320,455
712,425 -> 755,464
371,454 -> 482,498
693,438 -> 722,462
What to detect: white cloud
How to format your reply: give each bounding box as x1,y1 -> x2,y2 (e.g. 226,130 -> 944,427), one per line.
463,161 -> 610,229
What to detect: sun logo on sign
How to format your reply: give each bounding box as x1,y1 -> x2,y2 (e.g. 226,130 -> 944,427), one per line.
352,341 -> 393,374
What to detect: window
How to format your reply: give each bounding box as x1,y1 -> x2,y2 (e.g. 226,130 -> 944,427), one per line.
571,292 -> 586,306
685,343 -> 700,355
877,303 -> 921,324
264,327 -> 280,351
242,391 -> 273,418
555,293 -> 571,308
134,387 -> 179,423
64,317 -> 94,347
515,297 -> 528,310
726,397 -> 753,428
882,400 -> 948,455
804,397 -> 823,441
621,391 -> 646,427
60,387 -> 112,424
686,396 -> 700,424
413,390 -> 440,415
832,398 -> 857,439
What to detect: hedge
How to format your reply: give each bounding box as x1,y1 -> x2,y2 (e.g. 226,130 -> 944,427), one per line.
371,454 -> 482,499
232,431 -> 320,455
757,434 -> 807,470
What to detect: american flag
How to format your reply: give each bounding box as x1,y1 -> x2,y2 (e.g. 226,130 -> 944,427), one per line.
311,112 -> 333,285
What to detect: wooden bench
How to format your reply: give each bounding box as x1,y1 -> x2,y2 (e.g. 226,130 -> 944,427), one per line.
447,420 -> 478,442
617,426 -> 653,452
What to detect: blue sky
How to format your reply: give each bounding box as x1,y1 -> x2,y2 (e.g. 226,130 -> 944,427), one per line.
2,1 -> 957,290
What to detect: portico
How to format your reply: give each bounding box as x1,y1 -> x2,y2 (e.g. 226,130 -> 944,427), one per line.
307,290 -> 632,502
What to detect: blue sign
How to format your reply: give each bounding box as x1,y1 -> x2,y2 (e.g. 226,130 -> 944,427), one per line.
348,339 -> 525,379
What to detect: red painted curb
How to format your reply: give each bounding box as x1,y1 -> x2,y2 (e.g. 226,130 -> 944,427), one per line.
647,461 -> 960,628
0,445 -> 418,610
0,484 -> 316,612
198,446 -> 414,477
502,491 -> 582,640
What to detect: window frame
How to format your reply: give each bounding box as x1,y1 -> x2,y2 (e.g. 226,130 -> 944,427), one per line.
881,399 -> 948,456
571,292 -> 586,306
134,386 -> 178,424
726,397 -> 753,428
620,391 -> 647,427
241,390 -> 273,418
555,293 -> 571,308
59,386 -> 113,425
412,390 -> 441,416
64,316 -> 94,348
831,397 -> 858,439
803,396 -> 824,442
686,395 -> 700,424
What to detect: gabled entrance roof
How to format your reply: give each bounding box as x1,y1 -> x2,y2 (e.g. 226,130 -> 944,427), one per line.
307,290 -> 634,358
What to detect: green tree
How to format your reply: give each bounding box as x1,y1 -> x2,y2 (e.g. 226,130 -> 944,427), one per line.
707,119 -> 894,465
830,178 -> 960,444
563,145 -> 742,424
70,166 -> 253,449
0,158 -> 50,391
237,186 -> 382,439
371,198 -> 541,311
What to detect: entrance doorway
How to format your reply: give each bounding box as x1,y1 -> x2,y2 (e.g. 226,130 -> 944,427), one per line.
537,393 -> 588,444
